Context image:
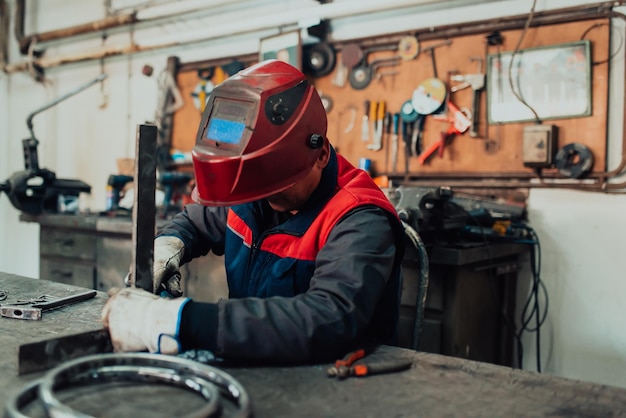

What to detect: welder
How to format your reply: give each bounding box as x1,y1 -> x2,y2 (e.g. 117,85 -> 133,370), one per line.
101,59 -> 406,363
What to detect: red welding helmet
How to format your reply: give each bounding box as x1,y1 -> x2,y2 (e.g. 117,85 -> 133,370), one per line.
191,59 -> 327,206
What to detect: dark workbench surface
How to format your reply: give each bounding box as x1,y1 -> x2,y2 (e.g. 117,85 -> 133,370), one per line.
2,272 -> 626,417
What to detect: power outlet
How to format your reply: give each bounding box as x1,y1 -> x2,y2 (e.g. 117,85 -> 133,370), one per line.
522,124 -> 558,168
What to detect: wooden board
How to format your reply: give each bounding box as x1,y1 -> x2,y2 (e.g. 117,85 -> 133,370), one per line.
170,19 -> 610,180
315,19 -> 609,177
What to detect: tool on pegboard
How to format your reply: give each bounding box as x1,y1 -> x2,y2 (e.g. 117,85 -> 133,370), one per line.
361,100 -> 370,141
368,101 -> 386,151
450,56 -> 485,138
417,100 -> 471,164
390,113 -> 400,174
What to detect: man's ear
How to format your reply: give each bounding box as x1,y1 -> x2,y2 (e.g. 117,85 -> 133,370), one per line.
316,139 -> 331,168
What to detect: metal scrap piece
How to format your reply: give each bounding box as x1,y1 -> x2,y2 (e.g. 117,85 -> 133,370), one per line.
0,290 -> 97,320
18,328 -> 113,375
0,306 -> 42,320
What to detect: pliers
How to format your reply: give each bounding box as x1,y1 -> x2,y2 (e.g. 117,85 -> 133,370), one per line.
326,349 -> 413,380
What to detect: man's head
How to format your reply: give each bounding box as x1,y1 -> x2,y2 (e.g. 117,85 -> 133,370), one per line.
191,59 -> 328,207
265,138 -> 330,213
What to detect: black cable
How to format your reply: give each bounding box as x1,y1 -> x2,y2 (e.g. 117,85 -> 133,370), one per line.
507,0 -> 541,123
580,22 -> 624,66
513,225 -> 548,372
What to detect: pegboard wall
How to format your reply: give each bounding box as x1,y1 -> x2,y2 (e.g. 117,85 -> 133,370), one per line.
171,17 -> 612,186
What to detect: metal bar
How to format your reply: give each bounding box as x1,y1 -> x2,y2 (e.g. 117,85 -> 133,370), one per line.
32,289 -> 97,311
25,74 -> 108,139
131,124 -> 158,292
18,329 -> 112,375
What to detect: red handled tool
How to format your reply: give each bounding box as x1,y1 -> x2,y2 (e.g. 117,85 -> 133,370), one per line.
327,349 -> 413,380
417,100 -> 471,165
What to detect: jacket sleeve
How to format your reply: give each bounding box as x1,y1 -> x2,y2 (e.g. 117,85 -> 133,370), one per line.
157,203 -> 229,263
179,205 -> 400,363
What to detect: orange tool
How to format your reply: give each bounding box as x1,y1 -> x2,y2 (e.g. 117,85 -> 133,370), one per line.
331,349 -> 365,373
417,100 -> 471,165
326,349 -> 413,380
368,101 -> 386,151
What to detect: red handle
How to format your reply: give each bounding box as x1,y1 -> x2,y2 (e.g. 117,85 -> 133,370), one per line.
417,140 -> 440,165
335,349 -> 366,368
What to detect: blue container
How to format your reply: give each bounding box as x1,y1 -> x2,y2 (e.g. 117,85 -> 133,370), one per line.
359,158 -> 372,174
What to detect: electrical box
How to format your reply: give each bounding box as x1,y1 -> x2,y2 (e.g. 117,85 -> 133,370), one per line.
522,125 -> 558,168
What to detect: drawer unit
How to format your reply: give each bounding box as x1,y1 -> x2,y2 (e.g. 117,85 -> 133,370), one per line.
40,229 -> 96,261
40,258 -> 95,289
22,214 -> 228,301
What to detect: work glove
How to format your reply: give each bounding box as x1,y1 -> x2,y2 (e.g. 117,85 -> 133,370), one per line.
101,287 -> 190,354
124,235 -> 185,297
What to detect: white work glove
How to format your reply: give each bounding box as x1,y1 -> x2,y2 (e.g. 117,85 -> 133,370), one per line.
101,287 -> 190,354
124,236 -> 185,297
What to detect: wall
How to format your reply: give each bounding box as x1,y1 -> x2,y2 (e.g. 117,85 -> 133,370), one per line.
1,0 -> 625,389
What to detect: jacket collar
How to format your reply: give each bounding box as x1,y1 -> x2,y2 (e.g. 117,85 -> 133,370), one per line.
233,145 -> 339,236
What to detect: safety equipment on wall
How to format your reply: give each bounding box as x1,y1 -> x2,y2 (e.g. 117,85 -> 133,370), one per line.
191,59 -> 327,206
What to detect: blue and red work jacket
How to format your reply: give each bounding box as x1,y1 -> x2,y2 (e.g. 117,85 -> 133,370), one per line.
166,148 -> 405,363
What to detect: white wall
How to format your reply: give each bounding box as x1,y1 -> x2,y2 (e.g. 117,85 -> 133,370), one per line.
525,189 -> 626,387
1,0 -> 625,388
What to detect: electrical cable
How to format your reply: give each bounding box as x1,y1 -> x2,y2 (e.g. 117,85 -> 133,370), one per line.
580,22 -> 624,66
516,226 -> 549,372
507,0 -> 542,123
401,220 -> 430,350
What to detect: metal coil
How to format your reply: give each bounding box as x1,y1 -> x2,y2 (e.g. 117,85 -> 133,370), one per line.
5,353 -> 253,418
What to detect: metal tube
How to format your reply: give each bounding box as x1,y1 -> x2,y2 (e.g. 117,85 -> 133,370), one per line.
25,73 -> 107,139
4,0 -> 442,73
13,0 -> 244,55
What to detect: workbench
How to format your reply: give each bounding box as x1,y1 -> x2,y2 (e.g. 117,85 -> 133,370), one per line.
1,272 -> 625,417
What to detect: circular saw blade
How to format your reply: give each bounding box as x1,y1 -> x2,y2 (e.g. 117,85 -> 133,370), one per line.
411,77 -> 447,115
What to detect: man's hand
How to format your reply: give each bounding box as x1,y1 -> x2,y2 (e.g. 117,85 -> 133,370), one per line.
124,236 -> 186,297
101,287 -> 190,354
152,236 -> 186,296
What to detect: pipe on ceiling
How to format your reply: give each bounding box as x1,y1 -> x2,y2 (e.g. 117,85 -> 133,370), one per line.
0,0 -> 8,67
13,0 -> 249,54
4,0 -> 443,73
